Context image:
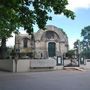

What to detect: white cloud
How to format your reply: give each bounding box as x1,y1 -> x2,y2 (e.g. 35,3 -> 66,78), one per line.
67,0 -> 90,11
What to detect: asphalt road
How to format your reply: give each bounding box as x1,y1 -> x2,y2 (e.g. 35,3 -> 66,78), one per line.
0,70 -> 90,90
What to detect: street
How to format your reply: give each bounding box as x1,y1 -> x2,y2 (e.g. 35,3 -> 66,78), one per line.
0,70 -> 90,90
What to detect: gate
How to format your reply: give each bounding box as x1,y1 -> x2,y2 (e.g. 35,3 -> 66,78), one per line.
63,58 -> 78,67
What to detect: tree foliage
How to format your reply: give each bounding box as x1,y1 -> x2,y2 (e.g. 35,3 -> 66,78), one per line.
0,0 -> 75,35
81,26 -> 90,50
66,50 -> 75,59
0,0 -> 75,58
81,26 -> 90,59
81,48 -> 90,59
74,40 -> 80,48
81,26 -> 90,46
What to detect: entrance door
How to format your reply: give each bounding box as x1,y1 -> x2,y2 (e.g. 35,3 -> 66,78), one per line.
48,42 -> 56,57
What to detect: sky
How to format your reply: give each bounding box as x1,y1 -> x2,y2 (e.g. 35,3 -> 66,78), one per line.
7,0 -> 90,49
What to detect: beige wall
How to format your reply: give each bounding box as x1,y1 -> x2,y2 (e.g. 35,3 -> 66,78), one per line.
0,60 -> 30,72
60,43 -> 67,54
0,59 -> 63,72
17,60 -> 30,72
30,59 -> 56,68
0,60 -> 13,72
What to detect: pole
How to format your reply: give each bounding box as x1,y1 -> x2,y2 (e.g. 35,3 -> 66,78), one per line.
62,54 -> 64,69
78,40 -> 80,67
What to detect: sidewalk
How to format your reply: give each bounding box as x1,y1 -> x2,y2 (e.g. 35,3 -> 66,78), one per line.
63,67 -> 86,71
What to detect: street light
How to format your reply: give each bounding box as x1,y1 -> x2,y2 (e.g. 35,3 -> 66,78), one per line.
77,40 -> 81,67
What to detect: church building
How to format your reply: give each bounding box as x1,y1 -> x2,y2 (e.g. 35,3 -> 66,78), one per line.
15,25 -> 68,59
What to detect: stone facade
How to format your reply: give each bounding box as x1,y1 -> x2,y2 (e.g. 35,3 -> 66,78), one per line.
15,25 -> 68,59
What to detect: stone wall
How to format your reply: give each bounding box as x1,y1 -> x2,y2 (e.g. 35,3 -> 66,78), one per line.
30,59 -> 56,68
16,60 -> 30,72
0,60 -> 13,72
0,59 -> 57,72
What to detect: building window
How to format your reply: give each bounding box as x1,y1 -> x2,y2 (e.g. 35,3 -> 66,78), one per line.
46,31 -> 54,39
23,38 -> 28,48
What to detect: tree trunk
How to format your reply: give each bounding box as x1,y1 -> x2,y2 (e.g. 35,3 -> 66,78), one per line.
1,37 -> 7,59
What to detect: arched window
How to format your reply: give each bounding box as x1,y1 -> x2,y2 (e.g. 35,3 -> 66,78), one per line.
41,31 -> 60,41
23,38 -> 28,48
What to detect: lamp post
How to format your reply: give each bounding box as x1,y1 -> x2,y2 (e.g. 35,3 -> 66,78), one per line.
77,40 -> 81,67
15,34 -> 20,72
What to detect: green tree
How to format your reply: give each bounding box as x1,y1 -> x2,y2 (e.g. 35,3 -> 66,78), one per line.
66,50 -> 75,58
74,40 -> 80,48
81,26 -> 90,49
66,50 -> 75,65
81,26 -> 90,58
0,3 -> 19,58
74,39 -> 82,55
0,0 -> 75,33
0,0 -> 75,58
